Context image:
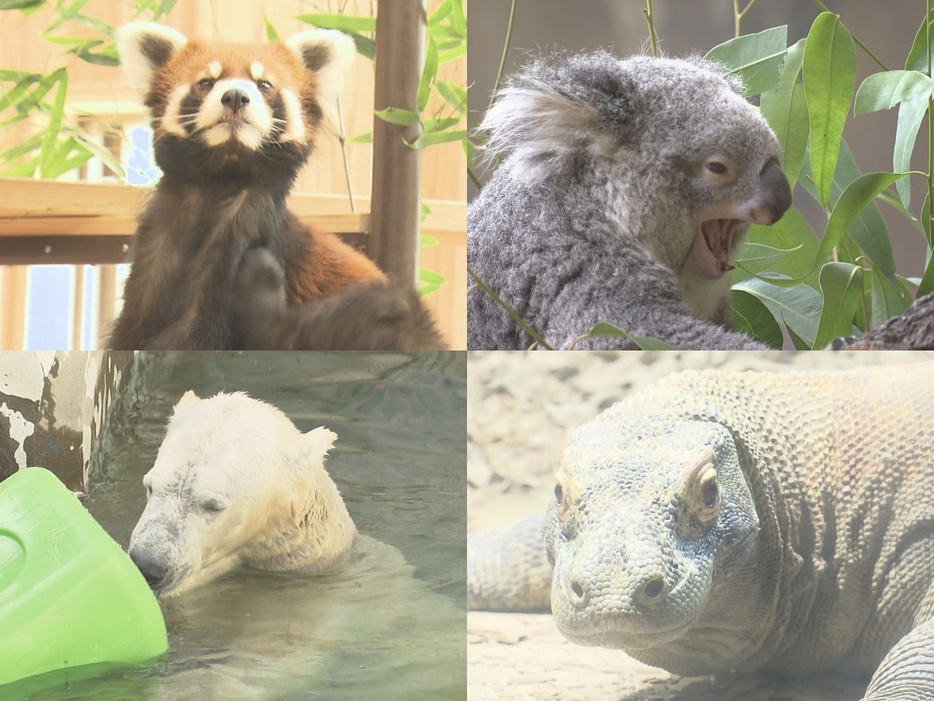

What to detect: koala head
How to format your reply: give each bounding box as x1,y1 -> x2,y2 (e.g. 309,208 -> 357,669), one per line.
481,51 -> 792,280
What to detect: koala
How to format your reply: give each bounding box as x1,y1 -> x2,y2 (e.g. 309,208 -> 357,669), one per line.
467,51 -> 793,350
233,248 -> 447,350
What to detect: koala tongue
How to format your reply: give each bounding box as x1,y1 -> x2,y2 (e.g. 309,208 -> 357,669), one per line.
688,219 -> 737,279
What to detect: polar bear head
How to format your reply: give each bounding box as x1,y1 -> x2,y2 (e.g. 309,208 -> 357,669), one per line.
128,391 -> 356,598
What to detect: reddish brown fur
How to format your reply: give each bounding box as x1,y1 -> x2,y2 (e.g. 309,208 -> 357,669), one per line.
108,29 -> 398,349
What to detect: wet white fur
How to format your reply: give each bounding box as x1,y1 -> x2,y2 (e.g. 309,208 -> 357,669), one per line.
128,391 -> 356,598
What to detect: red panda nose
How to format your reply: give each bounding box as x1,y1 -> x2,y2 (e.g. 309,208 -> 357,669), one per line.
221,88 -> 250,113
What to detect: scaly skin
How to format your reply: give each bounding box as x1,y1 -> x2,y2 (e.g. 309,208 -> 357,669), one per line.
468,364 -> 934,701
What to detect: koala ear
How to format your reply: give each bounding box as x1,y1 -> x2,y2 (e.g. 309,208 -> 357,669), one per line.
481,83 -> 603,181
116,22 -> 187,93
284,29 -> 356,121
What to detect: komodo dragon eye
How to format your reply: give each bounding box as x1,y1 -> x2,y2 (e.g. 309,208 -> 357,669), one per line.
679,454 -> 721,534
554,483 -> 564,507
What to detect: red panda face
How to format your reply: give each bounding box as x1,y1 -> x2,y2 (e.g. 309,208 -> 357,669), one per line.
117,23 -> 354,177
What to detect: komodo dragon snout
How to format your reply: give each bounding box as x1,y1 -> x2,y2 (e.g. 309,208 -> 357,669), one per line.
544,421 -> 759,658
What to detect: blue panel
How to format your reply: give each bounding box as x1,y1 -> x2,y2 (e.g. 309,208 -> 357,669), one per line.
25,267 -> 71,350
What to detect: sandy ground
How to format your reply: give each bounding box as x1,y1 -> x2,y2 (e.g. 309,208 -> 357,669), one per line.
467,350 -> 932,701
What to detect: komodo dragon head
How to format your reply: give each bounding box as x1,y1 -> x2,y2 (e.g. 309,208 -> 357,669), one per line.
544,418 -> 761,672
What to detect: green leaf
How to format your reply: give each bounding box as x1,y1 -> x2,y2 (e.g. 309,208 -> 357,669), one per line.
0,0 -> 44,9
37,68 -> 68,175
813,262 -> 863,348
734,277 -> 823,347
348,34 -> 375,60
435,80 -> 467,111
764,172 -> 903,288
704,26 -> 788,97
568,322 -> 675,350
347,132 -> 372,144
854,70 -> 933,115
760,39 -> 808,190
407,129 -> 467,150
906,8 -> 934,73
893,98 -> 927,213
418,34 -> 439,113
264,15 -> 279,41
798,145 -> 899,284
802,12 -> 856,209
294,13 -> 375,33
731,289 -> 784,348
419,267 -> 445,296
374,107 -> 420,126
737,206 -> 820,283
869,265 -> 913,325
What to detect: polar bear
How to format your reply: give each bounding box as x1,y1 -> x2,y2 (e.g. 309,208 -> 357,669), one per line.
123,390 -> 466,699
127,390 -> 356,598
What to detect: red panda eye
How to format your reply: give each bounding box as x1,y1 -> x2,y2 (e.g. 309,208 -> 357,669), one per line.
197,78 -> 215,90
257,80 -> 274,92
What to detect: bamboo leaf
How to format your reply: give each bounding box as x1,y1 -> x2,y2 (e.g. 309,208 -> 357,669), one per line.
375,107 -> 420,126
294,14 -> 375,33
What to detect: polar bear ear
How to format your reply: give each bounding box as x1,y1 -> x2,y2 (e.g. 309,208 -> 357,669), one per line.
175,390 -> 201,410
303,426 -> 338,459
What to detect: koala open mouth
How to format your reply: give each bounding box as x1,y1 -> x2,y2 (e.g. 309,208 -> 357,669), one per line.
689,218 -> 743,279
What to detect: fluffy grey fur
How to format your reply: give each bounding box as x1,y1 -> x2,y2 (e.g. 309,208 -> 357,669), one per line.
468,51 -> 793,350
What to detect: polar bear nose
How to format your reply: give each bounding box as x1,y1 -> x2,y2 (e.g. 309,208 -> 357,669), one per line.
129,547 -> 170,589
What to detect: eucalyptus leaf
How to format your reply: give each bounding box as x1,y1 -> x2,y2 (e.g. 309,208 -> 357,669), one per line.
813,261 -> 864,348
802,13 -> 856,208
568,322 -> 675,350
731,290 -> 784,348
704,26 -> 787,97
894,98 -> 927,213
854,70 -> 933,115
733,276 -> 823,346
760,39 -> 808,190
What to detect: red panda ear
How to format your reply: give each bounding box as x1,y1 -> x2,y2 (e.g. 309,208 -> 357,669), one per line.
284,29 -> 356,120
116,22 -> 188,93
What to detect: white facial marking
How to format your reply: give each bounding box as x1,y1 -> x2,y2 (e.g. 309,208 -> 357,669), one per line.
280,89 -> 306,143
208,60 -> 222,79
250,61 -> 265,81
196,78 -> 272,150
162,84 -> 191,136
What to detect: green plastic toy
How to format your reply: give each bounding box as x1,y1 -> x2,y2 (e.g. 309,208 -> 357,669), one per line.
0,467 -> 167,688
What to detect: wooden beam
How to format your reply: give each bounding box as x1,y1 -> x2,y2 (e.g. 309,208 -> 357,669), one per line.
368,0 -> 426,286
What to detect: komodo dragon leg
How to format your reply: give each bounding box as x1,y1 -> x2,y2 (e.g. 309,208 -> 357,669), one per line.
467,514 -> 553,612
862,616 -> 934,700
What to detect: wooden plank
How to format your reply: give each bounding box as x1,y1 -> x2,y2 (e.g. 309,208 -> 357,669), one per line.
0,232 -> 370,265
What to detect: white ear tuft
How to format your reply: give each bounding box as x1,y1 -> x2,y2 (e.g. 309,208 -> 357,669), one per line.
284,29 -> 356,123
116,22 -> 187,93
173,389 -> 201,413
481,83 -> 605,183
305,426 -> 338,458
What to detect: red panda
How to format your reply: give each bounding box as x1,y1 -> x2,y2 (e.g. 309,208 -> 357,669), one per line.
107,22 -> 444,350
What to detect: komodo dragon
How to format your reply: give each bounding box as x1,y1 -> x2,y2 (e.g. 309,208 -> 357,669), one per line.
468,364 -> 934,700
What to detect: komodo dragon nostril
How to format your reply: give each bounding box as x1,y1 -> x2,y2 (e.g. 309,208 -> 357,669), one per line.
569,577 -> 588,607
640,574 -> 667,604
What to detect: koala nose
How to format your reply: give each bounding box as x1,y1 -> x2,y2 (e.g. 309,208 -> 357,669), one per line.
129,547 -> 169,589
221,88 -> 250,113
751,159 -> 793,225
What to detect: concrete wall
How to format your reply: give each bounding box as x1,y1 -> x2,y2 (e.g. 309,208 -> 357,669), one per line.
0,352 -> 132,491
